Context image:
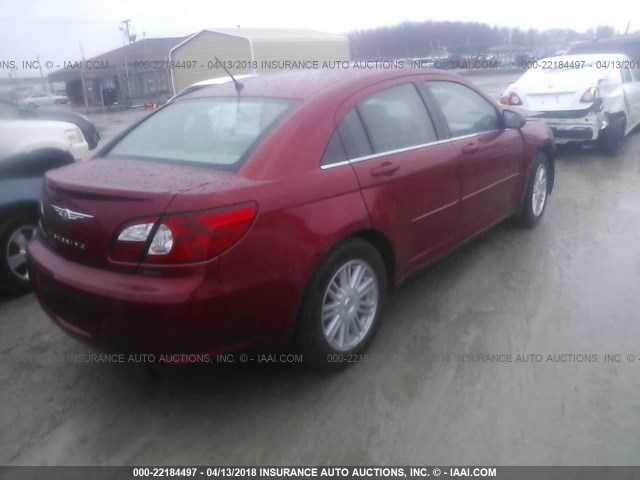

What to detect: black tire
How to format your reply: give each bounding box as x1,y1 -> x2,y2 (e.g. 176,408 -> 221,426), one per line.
517,153 -> 550,228
27,102 -> 36,109
598,115 -> 626,156
295,238 -> 387,370
54,99 -> 62,105
0,214 -> 38,295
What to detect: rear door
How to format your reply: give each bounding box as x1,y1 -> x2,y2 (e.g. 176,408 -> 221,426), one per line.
425,80 -> 524,240
328,81 -> 461,275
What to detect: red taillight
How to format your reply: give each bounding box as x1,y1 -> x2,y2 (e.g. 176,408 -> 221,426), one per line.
580,87 -> 597,103
110,203 -> 257,264
500,91 -> 523,106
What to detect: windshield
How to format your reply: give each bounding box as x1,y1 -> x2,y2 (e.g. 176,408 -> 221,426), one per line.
106,97 -> 297,169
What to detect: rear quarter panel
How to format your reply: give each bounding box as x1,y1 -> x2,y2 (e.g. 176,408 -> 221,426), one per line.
167,162 -> 371,341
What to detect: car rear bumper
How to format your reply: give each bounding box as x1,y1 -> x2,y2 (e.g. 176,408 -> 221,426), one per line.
540,111 -> 607,144
27,234 -> 299,356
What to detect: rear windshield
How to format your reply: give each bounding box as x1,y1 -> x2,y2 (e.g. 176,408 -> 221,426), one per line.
168,85 -> 207,102
570,44 -> 614,55
106,97 -> 297,169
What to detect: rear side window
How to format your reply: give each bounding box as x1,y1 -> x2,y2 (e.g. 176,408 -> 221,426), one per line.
338,109 -> 373,159
321,131 -> 347,165
107,98 -> 297,169
427,81 -> 499,137
321,109 -> 374,166
357,83 -> 437,153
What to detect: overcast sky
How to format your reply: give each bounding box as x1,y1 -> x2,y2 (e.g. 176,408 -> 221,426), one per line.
0,0 -> 634,75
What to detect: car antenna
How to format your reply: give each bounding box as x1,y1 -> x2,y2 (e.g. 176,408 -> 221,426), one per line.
215,56 -> 244,109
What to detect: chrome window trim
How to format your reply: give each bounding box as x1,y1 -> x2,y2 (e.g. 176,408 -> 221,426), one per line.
320,160 -> 351,170
320,129 -> 502,169
347,138 -> 450,164
445,129 -> 501,142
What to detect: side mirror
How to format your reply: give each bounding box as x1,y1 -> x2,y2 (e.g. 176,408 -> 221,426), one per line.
503,109 -> 526,129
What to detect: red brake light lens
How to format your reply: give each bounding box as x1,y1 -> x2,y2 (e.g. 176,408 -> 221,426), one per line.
110,203 -> 257,264
500,92 -> 522,106
508,92 -> 522,106
580,87 -> 597,103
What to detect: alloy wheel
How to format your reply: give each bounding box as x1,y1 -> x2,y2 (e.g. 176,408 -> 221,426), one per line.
321,260 -> 379,351
6,225 -> 37,282
532,163 -> 547,217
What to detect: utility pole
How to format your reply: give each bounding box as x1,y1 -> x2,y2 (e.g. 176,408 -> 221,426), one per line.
79,42 -> 89,114
36,55 -> 46,92
120,19 -> 133,107
121,19 -> 133,45
124,55 -> 131,107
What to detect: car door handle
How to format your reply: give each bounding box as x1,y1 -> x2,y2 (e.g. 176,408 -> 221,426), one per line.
370,162 -> 400,176
461,143 -> 479,154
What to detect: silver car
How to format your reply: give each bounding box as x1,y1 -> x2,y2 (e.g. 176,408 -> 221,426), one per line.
21,92 -> 69,108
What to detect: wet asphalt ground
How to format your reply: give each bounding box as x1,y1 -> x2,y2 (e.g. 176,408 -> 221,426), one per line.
1,72 -> 640,466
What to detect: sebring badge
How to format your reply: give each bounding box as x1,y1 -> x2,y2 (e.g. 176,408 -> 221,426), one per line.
52,205 -> 93,222
52,233 -> 86,250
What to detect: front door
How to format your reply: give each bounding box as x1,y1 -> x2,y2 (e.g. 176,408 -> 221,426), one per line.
426,80 -> 524,240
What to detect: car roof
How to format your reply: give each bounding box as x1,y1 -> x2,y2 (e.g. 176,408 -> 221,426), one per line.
190,74 -> 256,87
178,68 -> 460,102
537,53 -> 630,63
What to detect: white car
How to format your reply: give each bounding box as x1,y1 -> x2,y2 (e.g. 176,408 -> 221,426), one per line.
500,54 -> 640,155
21,92 -> 69,108
0,102 -> 89,163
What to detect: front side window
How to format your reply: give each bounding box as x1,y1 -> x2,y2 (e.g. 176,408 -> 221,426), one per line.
107,98 -> 297,169
427,81 -> 499,137
357,83 -> 437,153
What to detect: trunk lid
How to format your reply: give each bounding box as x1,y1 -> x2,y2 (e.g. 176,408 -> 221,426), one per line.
40,158 -> 245,268
515,67 -> 606,111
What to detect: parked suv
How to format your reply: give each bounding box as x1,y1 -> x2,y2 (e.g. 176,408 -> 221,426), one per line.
0,102 -> 88,293
1,99 -> 101,150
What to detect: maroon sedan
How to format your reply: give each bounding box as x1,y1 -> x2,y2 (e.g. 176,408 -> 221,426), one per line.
28,69 -> 554,368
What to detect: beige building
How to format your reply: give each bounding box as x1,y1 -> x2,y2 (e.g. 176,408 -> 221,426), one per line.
169,28 -> 350,93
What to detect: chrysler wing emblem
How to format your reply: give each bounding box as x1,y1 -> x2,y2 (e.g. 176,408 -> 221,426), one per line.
52,205 -> 94,222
